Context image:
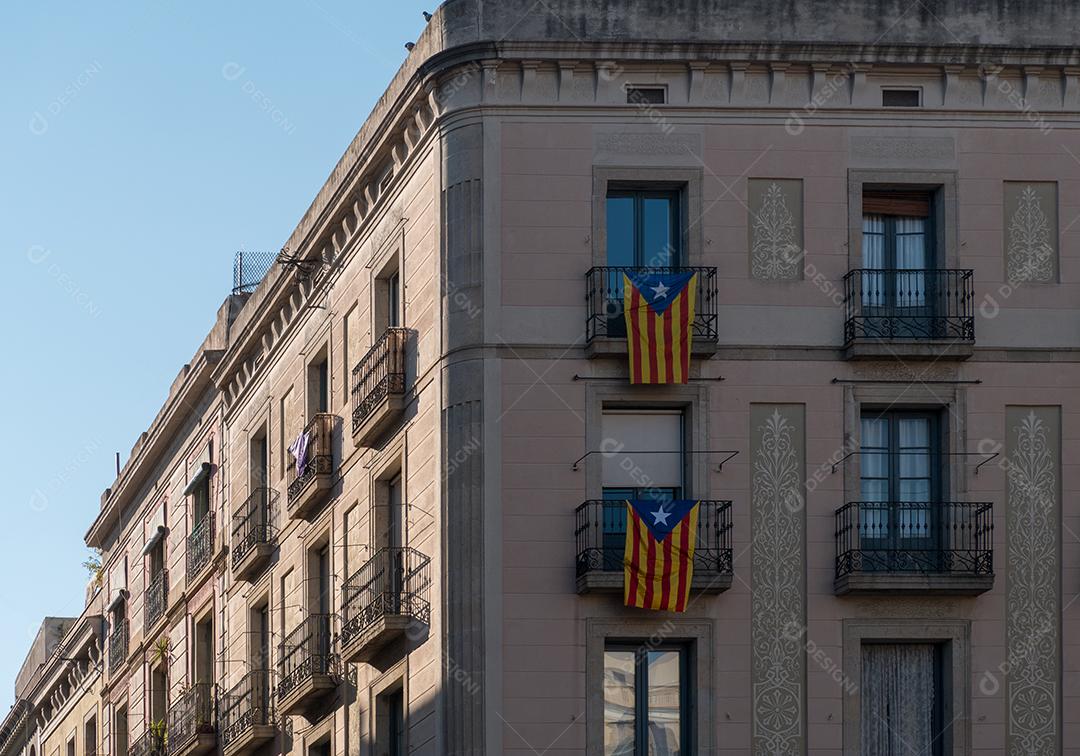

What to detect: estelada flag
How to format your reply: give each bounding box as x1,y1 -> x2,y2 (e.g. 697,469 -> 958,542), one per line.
623,498 -> 699,612
622,271 -> 697,384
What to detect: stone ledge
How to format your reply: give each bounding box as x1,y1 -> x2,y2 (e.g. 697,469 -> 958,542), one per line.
844,339 -> 974,361
834,572 -> 994,596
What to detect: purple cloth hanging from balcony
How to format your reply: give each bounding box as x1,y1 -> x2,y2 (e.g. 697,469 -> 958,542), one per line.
289,430 -> 311,477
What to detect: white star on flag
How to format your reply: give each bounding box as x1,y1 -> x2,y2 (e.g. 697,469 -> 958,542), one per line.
650,281 -> 670,300
651,505 -> 671,526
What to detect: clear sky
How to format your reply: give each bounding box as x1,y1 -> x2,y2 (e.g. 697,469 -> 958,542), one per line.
0,0 -> 430,712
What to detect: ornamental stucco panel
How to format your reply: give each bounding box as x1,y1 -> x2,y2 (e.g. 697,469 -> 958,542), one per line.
748,179 -> 803,280
1004,182 -> 1058,283
1005,406 -> 1061,755
750,404 -> 806,755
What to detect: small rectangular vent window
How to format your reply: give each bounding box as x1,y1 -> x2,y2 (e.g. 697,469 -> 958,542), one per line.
626,86 -> 665,105
882,88 -> 921,107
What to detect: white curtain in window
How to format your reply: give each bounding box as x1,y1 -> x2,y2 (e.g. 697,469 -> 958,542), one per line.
861,644 -> 937,756
861,215 -> 886,307
895,217 -> 927,307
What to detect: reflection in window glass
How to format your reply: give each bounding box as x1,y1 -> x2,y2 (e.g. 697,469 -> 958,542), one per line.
647,651 -> 681,755
604,651 -> 636,755
604,646 -> 688,755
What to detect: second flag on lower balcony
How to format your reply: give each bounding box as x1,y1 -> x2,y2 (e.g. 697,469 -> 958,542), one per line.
623,498 -> 699,612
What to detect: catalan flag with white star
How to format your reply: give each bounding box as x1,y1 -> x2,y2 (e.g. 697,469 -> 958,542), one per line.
622,271 -> 697,384
623,498 -> 699,612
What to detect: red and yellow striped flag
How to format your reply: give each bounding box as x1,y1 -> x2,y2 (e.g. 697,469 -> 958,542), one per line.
623,499 -> 699,612
622,272 -> 697,384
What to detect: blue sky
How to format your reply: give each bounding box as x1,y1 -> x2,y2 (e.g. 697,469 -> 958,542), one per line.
0,1 -> 429,711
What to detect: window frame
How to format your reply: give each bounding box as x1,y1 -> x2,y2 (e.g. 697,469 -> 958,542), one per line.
603,641 -> 693,756
605,186 -> 683,268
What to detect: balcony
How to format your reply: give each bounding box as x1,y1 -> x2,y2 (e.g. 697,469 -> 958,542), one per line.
287,413 -> 336,520
351,327 -> 408,447
843,268 -> 975,360
108,619 -> 129,674
166,683 -> 216,756
574,499 -> 733,594
145,570 -> 168,630
186,513 -> 215,585
129,730 -> 165,756
340,547 -> 431,664
220,671 -> 274,756
232,488 -> 276,581
584,266 -> 718,356
834,501 -> 994,595
276,614 -> 335,719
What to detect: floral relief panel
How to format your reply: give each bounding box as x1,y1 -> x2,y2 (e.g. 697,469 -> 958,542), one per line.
750,404 -> 806,755
1004,182 -> 1058,283
1005,406 -> 1061,755
749,179 -> 804,280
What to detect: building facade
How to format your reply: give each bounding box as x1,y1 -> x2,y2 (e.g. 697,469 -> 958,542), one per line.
6,1 -> 1080,754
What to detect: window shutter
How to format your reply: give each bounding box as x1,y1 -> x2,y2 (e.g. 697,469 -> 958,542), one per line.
862,190 -> 930,217
601,410 -> 683,488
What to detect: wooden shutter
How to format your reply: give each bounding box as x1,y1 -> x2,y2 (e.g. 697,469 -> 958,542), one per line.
862,190 -> 930,217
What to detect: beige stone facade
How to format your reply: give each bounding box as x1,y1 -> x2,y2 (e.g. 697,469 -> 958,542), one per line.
6,1 -> 1080,754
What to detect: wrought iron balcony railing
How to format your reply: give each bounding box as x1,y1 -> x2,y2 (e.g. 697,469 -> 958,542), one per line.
220,670 -> 272,751
287,414 -> 335,509
574,499 -> 733,577
129,729 -> 165,756
843,268 -> 975,342
585,266 -> 718,342
351,327 -> 408,435
145,569 -> 169,630
108,619 -> 129,674
835,500 -> 993,579
166,683 -> 215,755
277,614 -> 333,703
186,513 -> 214,583
232,488 -> 276,570
340,547 -> 432,647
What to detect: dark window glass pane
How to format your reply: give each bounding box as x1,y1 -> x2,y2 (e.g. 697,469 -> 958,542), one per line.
642,197 -> 676,266
607,196 -> 636,267
882,88 -> 921,107
627,87 -> 665,105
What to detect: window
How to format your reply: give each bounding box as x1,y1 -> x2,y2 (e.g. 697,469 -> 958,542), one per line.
882,88 -> 921,107
250,603 -> 270,671
66,736 -> 75,756
375,684 -> 407,756
375,261 -> 402,335
194,616 -> 214,685
626,86 -> 665,105
113,707 -> 128,756
604,644 -> 690,755
307,352 -> 329,416
191,474 -> 210,527
308,739 -> 331,756
861,190 -> 934,312
861,643 -> 944,755
860,410 -> 941,553
84,717 -> 97,756
387,270 -> 401,329
150,665 -> 168,728
606,188 -> 681,268
249,429 -> 269,490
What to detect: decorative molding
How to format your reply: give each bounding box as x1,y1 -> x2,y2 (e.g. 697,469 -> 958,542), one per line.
1004,182 -> 1058,283
1005,407 -> 1061,755
749,179 -> 803,280
750,405 -> 806,756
